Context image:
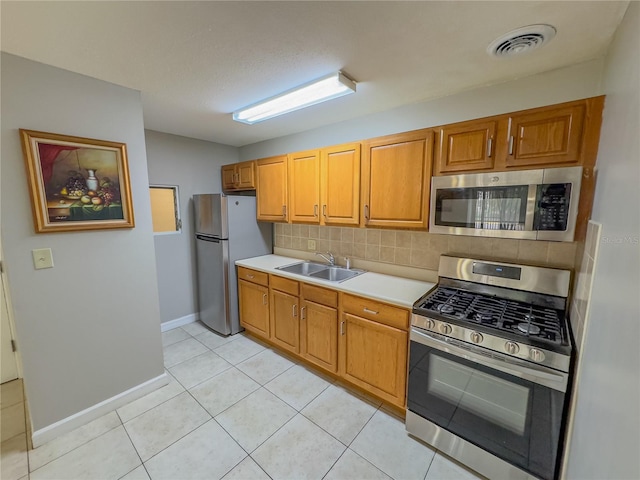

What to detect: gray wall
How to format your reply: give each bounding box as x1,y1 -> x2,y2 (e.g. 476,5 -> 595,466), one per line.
566,3 -> 640,479
145,130 -> 239,324
1,53 -> 164,431
239,59 -> 604,160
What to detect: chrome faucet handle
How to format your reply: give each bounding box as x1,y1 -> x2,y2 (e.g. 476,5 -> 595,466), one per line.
315,251 -> 335,265
344,257 -> 351,269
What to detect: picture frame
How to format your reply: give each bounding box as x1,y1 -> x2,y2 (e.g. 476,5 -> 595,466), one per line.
20,129 -> 135,233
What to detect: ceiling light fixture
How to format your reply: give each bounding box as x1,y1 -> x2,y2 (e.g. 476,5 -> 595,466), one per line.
232,72 -> 356,124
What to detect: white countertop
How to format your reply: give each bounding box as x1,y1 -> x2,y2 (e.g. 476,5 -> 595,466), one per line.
236,254 -> 434,309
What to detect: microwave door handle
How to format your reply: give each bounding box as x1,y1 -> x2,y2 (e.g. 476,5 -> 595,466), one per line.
410,328 -> 568,392
525,184 -> 537,232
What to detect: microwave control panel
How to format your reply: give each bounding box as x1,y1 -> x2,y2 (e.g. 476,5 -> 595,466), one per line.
534,183 -> 572,231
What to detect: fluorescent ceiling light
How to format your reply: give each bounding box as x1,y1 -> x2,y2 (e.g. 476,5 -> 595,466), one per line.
233,72 -> 356,124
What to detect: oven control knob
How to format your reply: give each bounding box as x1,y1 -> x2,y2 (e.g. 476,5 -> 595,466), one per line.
505,341 -> 520,354
530,348 -> 546,363
470,332 -> 483,344
425,319 -> 435,330
439,323 -> 453,335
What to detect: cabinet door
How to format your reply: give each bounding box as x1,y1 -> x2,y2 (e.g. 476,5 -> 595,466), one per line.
362,130 -> 433,229
505,104 -> 585,168
256,155 -> 288,222
237,161 -> 256,189
270,289 -> 300,354
321,143 -> 360,226
300,300 -> 338,373
339,313 -> 408,407
238,279 -> 269,338
221,164 -> 237,190
436,120 -> 497,174
288,150 -> 321,224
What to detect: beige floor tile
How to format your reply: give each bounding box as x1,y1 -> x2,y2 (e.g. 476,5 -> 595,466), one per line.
351,410 -> 435,480
124,392 -> 210,461
120,464 -> 151,480
144,420 -> 246,480
216,388 -> 296,453
181,321 -> 211,336
30,426 -> 140,480
222,456 -> 270,480
1,433 -> 28,480
302,384 -> 377,445
161,328 -> 190,347
252,414 -> 345,480
195,330 -> 238,350
265,365 -> 331,411
117,372 -> 184,423
236,349 -> 295,385
29,411 -> 121,471
190,368 -> 260,417
213,336 -> 266,365
169,351 -> 232,389
163,338 -> 209,368
324,449 -> 392,480
1,402 -> 25,442
425,452 -> 484,479
0,380 -> 23,409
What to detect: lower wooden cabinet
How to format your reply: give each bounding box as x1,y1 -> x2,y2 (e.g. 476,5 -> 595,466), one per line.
300,299 -> 338,373
237,269 -> 409,409
238,279 -> 269,337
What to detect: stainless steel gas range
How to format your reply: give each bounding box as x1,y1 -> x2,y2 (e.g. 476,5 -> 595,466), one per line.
406,255 -> 574,480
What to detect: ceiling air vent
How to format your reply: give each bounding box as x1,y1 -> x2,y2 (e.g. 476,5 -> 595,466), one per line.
487,24 -> 556,58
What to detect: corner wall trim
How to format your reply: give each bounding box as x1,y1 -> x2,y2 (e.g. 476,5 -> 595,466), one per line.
31,373 -> 169,447
160,313 -> 199,332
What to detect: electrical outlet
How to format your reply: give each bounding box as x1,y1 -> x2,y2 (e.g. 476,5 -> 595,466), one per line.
32,248 -> 54,269
307,239 -> 316,250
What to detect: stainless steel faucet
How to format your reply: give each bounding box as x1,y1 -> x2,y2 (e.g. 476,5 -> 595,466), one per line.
315,251 -> 335,265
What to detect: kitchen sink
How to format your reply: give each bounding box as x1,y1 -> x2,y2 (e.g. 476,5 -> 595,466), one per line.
276,261 -> 365,283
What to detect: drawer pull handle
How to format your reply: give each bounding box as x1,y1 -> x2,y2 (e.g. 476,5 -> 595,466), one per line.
300,306 -> 306,320
322,205 -> 327,217
340,321 -> 346,335
282,205 -> 287,218
314,204 -> 318,217
262,293 -> 267,305
247,274 -> 254,279
508,135 -> 514,155
363,307 -> 379,315
486,137 -> 493,158
292,304 -> 298,317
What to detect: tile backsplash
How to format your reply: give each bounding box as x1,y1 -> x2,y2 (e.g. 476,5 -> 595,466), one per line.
274,224 -> 578,271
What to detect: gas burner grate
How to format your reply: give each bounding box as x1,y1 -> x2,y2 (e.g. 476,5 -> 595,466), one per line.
415,286 -> 566,345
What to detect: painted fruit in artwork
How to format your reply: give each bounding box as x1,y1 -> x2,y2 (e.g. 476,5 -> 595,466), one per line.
80,195 -> 91,204
91,197 -> 103,205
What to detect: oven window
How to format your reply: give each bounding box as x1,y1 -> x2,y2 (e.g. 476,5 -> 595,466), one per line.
435,185 -> 528,230
428,355 -> 529,435
408,341 -> 566,480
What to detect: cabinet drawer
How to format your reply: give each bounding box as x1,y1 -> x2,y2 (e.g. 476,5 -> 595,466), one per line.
238,267 -> 268,286
302,283 -> 338,308
341,294 -> 408,330
270,274 -> 299,295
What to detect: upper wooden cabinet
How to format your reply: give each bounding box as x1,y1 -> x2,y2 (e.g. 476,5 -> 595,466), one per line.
288,150 -> 321,223
362,130 -> 433,229
435,120 -> 497,174
256,155 -> 288,222
287,143 -> 361,226
222,160 -> 256,191
322,143 -> 361,226
504,103 -> 585,168
434,97 -> 604,175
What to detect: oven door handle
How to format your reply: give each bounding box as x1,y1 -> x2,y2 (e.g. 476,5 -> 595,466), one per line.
410,328 -> 568,392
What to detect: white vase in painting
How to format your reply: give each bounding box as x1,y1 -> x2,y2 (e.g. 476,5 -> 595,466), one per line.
86,169 -> 98,192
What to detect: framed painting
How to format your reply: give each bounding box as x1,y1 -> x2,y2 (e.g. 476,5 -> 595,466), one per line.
20,129 -> 135,233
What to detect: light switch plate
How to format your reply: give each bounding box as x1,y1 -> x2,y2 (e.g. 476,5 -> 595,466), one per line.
32,248 -> 54,269
307,239 -> 316,250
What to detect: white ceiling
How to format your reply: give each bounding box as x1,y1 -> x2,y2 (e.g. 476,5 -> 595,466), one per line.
0,1 -> 629,147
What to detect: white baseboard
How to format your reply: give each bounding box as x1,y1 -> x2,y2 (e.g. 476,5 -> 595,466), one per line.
31,373 -> 169,447
161,313 -> 198,332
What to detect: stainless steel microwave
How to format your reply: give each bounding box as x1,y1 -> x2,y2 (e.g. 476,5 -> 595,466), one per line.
429,166 -> 582,241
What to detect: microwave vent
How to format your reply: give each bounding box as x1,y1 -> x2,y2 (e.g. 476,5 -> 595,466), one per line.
487,25 -> 556,58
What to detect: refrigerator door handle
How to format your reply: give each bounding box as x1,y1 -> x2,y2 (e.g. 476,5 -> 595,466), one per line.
196,234 -> 221,243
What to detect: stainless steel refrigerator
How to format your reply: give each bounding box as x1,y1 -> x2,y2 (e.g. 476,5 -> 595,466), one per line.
194,194 -> 272,335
